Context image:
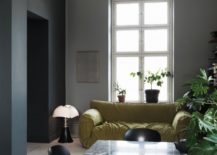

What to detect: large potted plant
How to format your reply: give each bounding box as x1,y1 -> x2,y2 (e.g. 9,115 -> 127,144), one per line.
175,69 -> 217,154
175,107 -> 217,154
185,107 -> 217,155
113,82 -> 126,103
176,69 -> 217,113
131,70 -> 172,103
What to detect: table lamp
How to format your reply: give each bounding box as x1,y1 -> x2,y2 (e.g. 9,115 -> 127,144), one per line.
53,105 -> 79,143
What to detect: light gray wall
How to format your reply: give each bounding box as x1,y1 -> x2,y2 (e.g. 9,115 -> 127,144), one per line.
66,0 -> 110,113
174,0 -> 217,99
66,0 -> 217,112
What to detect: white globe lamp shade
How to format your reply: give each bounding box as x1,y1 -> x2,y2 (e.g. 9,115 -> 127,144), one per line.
53,105 -> 79,118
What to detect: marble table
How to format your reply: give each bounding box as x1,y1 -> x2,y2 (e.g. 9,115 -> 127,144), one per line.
84,140 -> 184,155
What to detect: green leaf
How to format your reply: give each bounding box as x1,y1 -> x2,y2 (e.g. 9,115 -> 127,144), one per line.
208,90 -> 217,103
188,140 -> 217,155
204,134 -> 217,144
198,69 -> 208,81
198,118 -> 215,133
130,72 -> 136,77
190,79 -> 209,97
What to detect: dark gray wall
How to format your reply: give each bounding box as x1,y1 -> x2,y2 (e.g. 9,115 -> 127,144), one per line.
66,0 -> 217,115
28,0 -> 66,141
0,0 -> 65,154
0,0 -> 12,154
27,18 -> 49,142
0,0 -> 27,154
11,0 -> 27,154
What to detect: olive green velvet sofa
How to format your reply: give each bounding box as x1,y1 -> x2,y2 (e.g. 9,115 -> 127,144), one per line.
79,100 -> 191,148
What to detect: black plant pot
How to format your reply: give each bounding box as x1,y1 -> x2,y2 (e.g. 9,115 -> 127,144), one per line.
174,139 -> 188,154
145,89 -> 160,103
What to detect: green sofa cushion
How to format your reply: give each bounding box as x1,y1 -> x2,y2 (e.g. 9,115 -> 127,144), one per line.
92,121 -> 176,142
90,100 -> 177,124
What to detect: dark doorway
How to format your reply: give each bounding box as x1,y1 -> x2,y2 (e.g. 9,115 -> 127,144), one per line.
27,11 -> 49,142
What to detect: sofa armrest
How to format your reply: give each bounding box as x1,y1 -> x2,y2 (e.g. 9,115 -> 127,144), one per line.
172,111 -> 191,133
81,109 -> 103,126
79,109 -> 103,148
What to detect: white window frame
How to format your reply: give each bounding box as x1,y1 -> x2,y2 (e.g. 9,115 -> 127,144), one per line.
111,0 -> 174,102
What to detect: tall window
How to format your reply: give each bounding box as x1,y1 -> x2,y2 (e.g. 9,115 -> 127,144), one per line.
112,0 -> 173,102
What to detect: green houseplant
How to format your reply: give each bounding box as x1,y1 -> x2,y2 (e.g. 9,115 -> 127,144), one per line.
113,82 -> 126,103
130,70 -> 172,103
176,69 -> 217,113
175,69 -> 217,154
185,107 -> 217,155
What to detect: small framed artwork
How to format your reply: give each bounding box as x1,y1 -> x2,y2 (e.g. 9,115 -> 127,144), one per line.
76,51 -> 100,83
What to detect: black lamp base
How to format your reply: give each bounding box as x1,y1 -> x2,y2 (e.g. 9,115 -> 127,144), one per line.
58,127 -> 73,143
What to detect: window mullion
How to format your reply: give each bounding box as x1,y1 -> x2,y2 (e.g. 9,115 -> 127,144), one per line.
112,52 -> 140,56
111,54 -> 117,102
168,0 -> 174,102
139,1 -> 144,102
111,2 -> 116,102
142,25 -> 169,29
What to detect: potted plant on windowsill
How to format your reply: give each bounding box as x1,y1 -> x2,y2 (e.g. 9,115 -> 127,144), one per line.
114,82 -> 126,103
130,70 -> 172,103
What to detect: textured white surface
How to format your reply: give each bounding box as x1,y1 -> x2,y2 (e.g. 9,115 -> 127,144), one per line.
84,140 -> 182,155
27,138 -> 86,155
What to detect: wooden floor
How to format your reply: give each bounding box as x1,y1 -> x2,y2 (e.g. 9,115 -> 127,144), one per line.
27,138 -> 86,155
